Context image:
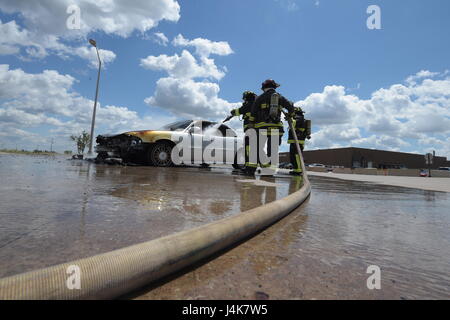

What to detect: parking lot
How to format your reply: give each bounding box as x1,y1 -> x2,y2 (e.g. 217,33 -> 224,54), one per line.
1,153 -> 450,300
0,153 -> 301,278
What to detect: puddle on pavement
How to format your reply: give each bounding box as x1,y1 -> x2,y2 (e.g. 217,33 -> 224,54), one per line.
136,175 -> 450,300
0,153 -> 302,278
5,153 -> 449,300
236,179 -> 282,187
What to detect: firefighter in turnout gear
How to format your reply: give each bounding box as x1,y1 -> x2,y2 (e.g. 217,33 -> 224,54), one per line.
229,91 -> 257,169
288,107 -> 311,175
248,79 -> 295,174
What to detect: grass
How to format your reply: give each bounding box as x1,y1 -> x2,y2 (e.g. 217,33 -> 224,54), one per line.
0,149 -> 60,156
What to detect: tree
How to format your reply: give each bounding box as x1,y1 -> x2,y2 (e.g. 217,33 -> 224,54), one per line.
70,131 -> 91,154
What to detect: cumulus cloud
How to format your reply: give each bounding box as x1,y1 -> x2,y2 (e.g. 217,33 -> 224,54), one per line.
0,0 -> 180,63
0,0 -> 180,37
142,34 -> 237,120
0,64 -> 174,151
140,50 -> 225,80
0,18 -> 117,67
299,85 -> 357,125
0,19 -> 33,55
145,77 -> 239,119
172,34 -> 234,58
73,46 -> 117,68
296,71 -> 450,157
153,32 -> 169,46
406,70 -> 440,86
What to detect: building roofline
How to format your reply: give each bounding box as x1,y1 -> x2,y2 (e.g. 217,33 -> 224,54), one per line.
302,147 -> 446,159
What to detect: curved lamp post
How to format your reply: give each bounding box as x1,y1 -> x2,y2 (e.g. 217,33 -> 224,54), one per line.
87,39 -> 101,155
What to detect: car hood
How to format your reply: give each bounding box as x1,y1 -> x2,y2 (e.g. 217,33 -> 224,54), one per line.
99,130 -> 174,143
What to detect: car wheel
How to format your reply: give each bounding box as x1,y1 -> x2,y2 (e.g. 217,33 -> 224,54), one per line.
148,142 -> 174,167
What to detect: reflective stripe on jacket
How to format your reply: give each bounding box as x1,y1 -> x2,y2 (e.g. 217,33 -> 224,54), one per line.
251,89 -> 295,129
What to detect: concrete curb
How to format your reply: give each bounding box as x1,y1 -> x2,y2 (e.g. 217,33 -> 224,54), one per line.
0,175 -> 311,300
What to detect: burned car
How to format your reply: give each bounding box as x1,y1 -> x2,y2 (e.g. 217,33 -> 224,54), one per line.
95,120 -> 244,167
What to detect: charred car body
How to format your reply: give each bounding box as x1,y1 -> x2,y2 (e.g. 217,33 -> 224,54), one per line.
95,120 -> 244,167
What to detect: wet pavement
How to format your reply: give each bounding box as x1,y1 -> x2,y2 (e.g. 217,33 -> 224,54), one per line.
0,153 -> 300,279
134,176 -> 450,300
1,153 -> 449,300
308,171 -> 450,193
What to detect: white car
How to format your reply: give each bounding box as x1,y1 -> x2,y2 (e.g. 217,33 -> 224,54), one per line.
308,163 -> 326,168
95,120 -> 244,168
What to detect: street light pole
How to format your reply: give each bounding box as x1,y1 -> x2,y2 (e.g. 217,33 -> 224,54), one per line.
87,39 -> 101,155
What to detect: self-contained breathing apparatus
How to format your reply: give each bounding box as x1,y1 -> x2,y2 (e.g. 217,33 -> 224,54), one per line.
269,93 -> 282,123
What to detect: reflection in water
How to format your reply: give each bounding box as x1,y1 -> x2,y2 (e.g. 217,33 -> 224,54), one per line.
423,190 -> 436,202
299,176 -> 450,299
137,175 -> 450,300
237,175 -> 303,213
3,154 -> 449,299
77,163 -> 92,240
135,200 -> 310,300
0,154 -> 299,278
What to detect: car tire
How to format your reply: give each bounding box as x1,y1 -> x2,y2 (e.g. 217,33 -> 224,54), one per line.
148,141 -> 174,167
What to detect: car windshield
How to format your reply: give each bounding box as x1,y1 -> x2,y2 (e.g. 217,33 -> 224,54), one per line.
159,120 -> 192,131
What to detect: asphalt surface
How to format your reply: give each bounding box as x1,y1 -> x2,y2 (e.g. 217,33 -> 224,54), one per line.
133,176 -> 450,300
0,153 -> 300,279
1,153 -> 449,300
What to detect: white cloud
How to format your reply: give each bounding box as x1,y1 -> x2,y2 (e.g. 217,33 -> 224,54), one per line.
298,85 -> 357,125
406,70 -> 440,86
154,32 -> 169,46
0,19 -> 33,55
142,34 -> 237,120
0,108 -> 63,127
73,46 -> 117,68
0,64 -> 174,151
172,34 -> 233,58
145,77 -> 239,119
296,71 -> 450,157
140,50 -> 225,80
0,0 -> 180,37
0,18 -> 117,66
0,0 -> 180,63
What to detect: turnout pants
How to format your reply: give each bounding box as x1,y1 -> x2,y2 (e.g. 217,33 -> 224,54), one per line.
257,128 -> 282,169
244,131 -> 250,168
289,141 -> 304,173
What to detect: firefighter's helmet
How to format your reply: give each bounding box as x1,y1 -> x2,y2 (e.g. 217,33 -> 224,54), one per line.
242,91 -> 256,101
261,79 -> 280,90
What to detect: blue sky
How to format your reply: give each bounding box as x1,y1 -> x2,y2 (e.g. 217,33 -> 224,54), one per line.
1,0 -> 449,156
